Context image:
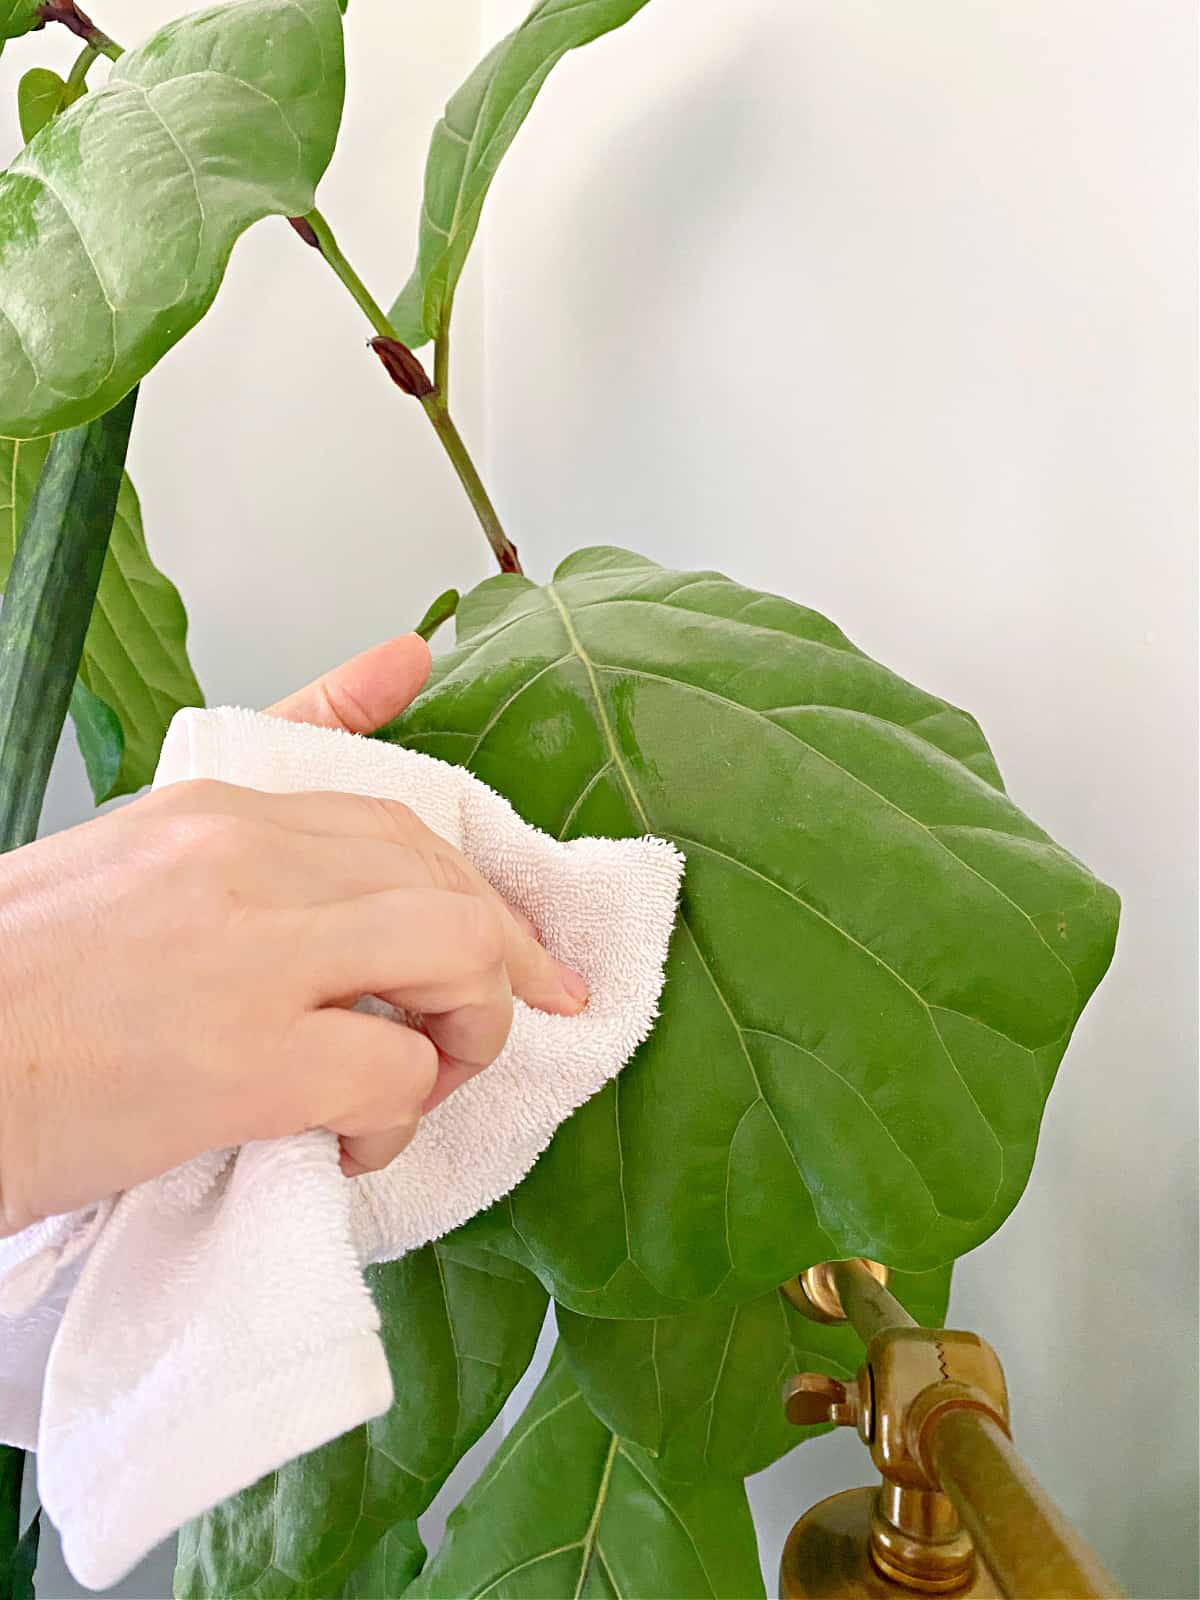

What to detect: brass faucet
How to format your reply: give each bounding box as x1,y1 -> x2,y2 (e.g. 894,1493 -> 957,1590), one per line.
778,1258 -> 1123,1599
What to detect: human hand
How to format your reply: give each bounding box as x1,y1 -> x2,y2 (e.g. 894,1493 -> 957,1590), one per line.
0,636 -> 587,1235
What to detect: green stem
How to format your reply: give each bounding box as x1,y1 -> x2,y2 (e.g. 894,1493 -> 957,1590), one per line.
419,395 -> 519,573
434,323 -> 451,401
302,208 -> 394,340
36,2 -> 122,59
296,208 -> 521,575
64,42 -> 98,94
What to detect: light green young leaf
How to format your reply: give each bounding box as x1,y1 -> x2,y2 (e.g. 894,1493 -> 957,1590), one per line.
176,1242 -> 547,1599
389,0 -> 652,350
17,65 -> 64,140
413,586 -> 459,643
384,546 -> 1119,1317
558,1266 -> 952,1477
408,1348 -> 766,1600
0,432 -> 203,799
0,0 -> 345,438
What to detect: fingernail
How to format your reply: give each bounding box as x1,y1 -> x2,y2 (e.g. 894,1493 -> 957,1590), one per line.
556,959 -> 589,1009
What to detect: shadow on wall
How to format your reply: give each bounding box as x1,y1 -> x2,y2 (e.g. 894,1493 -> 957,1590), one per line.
494,30 -> 769,565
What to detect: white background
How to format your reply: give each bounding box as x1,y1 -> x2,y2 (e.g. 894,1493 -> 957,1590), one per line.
7,2 -> 1197,1596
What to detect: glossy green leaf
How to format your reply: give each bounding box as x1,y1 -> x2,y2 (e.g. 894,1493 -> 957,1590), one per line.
0,1 -> 39,54
17,66 -> 64,141
389,0 -> 652,350
0,0 -> 345,437
176,1241 -> 547,1599
0,392 -> 135,846
385,547 -> 1119,1316
558,1266 -> 951,1478
409,1348 -> 765,1600
0,431 -> 202,799
340,1522 -> 425,1599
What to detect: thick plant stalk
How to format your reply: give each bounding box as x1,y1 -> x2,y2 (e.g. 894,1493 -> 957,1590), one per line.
0,390 -> 136,1597
0,390 -> 137,849
0,1448 -> 27,1600
34,0 -> 122,60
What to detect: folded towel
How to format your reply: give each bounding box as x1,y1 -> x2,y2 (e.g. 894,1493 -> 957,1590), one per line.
0,707 -> 683,1590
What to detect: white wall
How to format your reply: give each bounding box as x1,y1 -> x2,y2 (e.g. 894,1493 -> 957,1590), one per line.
7,1 -> 1197,1596
479,1 -> 1198,1596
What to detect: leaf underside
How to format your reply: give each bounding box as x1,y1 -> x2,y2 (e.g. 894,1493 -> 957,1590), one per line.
176,1242 -> 548,1599
0,0 -> 345,438
389,0 -> 652,350
408,1350 -> 766,1600
558,1265 -> 951,1478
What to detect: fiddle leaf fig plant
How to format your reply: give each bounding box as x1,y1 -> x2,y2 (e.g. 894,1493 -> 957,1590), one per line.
0,0 -> 345,437
0,1 -> 1120,1597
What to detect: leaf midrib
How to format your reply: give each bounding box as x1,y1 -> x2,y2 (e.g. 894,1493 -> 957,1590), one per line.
547,583 -> 838,1274
545,582 -> 1004,1228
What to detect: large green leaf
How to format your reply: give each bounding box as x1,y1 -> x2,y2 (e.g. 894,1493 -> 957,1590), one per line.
558,1266 -> 951,1478
0,432 -> 202,799
176,1241 -> 547,1599
340,1522 -> 425,1599
384,547 -> 1119,1316
408,1348 -> 765,1600
0,0 -> 345,438
389,0 -> 651,351
0,1 -> 39,54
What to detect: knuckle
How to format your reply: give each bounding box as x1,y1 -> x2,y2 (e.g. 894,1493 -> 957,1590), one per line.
367,795 -> 417,838
404,1030 -> 440,1101
148,777 -> 233,814
485,993 -> 515,1061
421,847 -> 474,898
156,809 -> 247,866
459,896 -> 506,969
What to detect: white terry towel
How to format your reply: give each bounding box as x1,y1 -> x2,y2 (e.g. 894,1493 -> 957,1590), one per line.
0,707 -> 684,1590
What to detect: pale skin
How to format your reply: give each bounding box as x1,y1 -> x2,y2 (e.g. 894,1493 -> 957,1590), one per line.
0,634 -> 588,1238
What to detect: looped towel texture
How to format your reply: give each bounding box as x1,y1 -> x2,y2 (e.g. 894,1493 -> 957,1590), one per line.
0,707 -> 683,1588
